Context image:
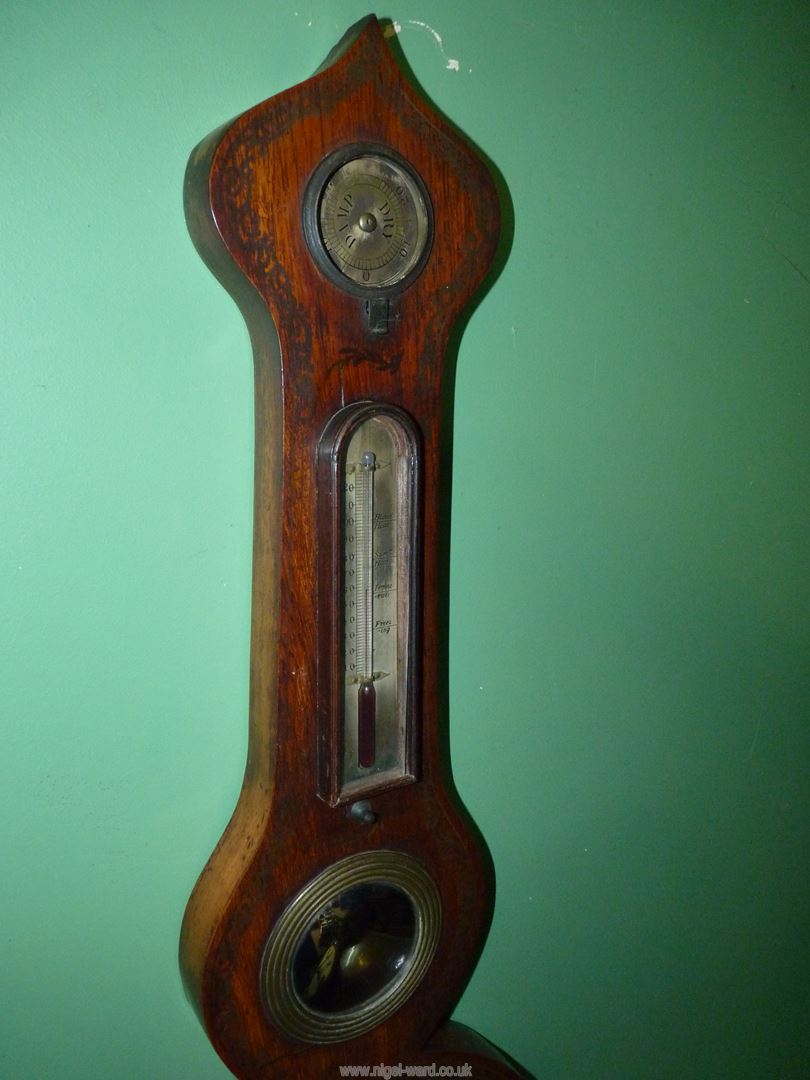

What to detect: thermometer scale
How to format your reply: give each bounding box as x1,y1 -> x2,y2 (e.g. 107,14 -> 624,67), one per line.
348,444 -> 381,771
180,16 -> 526,1079
345,442 -> 386,772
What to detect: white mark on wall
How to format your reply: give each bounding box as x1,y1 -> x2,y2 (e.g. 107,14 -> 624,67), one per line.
385,18 -> 461,72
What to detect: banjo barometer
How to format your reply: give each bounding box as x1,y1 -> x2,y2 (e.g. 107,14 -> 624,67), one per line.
180,16 -> 524,1078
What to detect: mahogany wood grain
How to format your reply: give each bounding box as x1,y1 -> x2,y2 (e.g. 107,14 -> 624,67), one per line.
179,16 -> 524,1078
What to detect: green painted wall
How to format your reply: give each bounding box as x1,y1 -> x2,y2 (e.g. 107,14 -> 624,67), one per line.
2,2 -> 808,1077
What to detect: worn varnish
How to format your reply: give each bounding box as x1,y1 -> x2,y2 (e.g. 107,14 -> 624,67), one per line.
179,15 -> 525,1078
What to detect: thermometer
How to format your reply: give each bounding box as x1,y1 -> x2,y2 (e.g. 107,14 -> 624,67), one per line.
345,443 -> 383,771
318,402 -> 420,806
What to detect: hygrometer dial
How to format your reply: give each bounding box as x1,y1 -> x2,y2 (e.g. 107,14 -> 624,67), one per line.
303,147 -> 432,295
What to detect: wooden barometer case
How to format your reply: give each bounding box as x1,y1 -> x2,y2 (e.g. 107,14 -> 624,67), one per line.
180,15 -> 524,1079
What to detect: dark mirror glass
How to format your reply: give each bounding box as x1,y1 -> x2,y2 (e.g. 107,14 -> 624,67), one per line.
292,882 -> 416,1013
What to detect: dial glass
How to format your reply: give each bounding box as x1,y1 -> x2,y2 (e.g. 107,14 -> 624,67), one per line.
316,153 -> 431,289
291,882 -> 416,1013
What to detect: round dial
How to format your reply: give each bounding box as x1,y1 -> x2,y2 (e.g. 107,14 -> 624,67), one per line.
304,149 -> 432,294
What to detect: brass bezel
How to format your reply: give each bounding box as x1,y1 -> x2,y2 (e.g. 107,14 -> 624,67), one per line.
260,850 -> 441,1044
302,143 -> 434,298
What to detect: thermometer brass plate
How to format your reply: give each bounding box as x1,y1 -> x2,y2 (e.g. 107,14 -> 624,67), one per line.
179,15 -> 524,1080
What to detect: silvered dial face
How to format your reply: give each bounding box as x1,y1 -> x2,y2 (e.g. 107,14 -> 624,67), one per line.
312,152 -> 431,291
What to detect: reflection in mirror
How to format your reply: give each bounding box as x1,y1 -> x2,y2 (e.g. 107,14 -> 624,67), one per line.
292,882 -> 416,1012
